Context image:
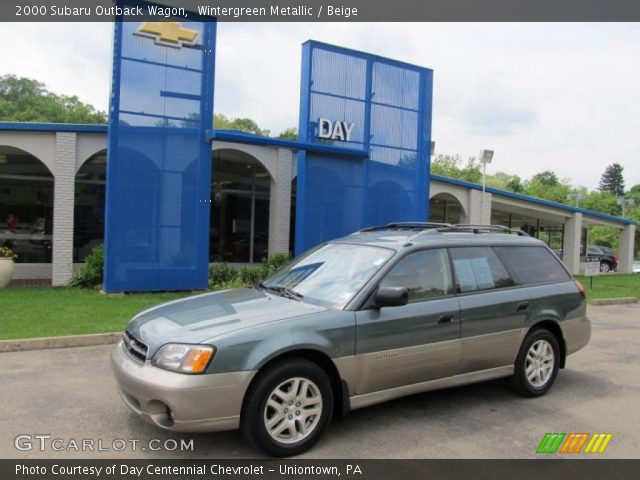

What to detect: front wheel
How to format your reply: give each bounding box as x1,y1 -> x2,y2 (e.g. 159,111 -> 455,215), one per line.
509,329 -> 560,397
240,358 -> 334,456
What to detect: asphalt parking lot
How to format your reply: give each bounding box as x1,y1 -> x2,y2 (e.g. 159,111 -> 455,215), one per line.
1,304 -> 638,459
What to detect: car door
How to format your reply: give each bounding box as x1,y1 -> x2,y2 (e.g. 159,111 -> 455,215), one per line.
449,246 -> 530,374
353,248 -> 461,395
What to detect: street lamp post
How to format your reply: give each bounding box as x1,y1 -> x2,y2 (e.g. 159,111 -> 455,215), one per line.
567,193 -> 586,208
617,197 -> 635,218
479,149 -> 494,224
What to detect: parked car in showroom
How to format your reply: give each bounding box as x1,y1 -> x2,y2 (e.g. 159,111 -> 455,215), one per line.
111,223 -> 591,456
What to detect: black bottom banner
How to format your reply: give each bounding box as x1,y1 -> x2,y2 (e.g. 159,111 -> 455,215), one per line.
2,459 -> 639,480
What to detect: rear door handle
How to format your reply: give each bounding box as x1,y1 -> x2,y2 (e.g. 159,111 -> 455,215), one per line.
438,313 -> 455,324
516,301 -> 530,312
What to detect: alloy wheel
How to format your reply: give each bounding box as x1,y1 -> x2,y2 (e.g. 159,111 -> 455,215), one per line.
525,339 -> 555,388
263,377 -> 323,444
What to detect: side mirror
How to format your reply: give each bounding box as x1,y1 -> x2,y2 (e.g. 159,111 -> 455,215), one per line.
375,286 -> 409,308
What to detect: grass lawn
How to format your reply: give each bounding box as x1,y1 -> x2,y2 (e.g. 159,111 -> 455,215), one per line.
0,288 -> 194,341
574,273 -> 640,303
1,275 -> 639,341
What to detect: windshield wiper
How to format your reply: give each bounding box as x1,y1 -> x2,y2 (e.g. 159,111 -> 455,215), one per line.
257,283 -> 304,301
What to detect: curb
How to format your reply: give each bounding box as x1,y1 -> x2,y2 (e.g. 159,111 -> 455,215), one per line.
591,298 -> 638,306
0,332 -> 122,353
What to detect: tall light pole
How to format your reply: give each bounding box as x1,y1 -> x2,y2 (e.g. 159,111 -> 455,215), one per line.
567,193 -> 586,208
617,197 -> 635,218
479,149 -> 494,224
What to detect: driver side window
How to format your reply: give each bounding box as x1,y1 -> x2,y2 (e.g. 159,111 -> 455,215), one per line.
380,249 -> 453,302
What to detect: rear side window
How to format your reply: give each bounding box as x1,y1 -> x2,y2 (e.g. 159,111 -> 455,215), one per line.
495,246 -> 571,285
380,248 -> 453,302
449,247 -> 514,293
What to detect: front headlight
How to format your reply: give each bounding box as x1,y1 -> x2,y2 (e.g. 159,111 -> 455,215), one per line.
151,344 -> 215,374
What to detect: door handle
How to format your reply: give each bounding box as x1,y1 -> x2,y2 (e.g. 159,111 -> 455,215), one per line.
438,313 -> 455,324
516,301 -> 530,312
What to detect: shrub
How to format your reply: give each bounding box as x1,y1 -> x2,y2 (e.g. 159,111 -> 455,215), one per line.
208,254 -> 292,291
262,253 -> 291,275
0,245 -> 18,261
238,266 -> 264,286
208,263 -> 238,288
68,244 -> 104,289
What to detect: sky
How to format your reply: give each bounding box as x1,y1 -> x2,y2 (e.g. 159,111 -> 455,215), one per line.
1,22 -> 639,190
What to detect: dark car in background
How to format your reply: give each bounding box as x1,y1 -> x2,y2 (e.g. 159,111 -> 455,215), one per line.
552,246 -> 618,273
588,246 -> 618,273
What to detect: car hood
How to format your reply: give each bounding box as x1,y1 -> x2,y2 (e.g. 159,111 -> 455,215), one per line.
126,288 -> 326,354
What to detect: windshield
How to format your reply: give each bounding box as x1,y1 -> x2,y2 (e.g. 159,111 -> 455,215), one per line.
261,243 -> 394,308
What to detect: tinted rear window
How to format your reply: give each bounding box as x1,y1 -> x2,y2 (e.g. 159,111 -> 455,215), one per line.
449,247 -> 515,293
495,246 -> 571,285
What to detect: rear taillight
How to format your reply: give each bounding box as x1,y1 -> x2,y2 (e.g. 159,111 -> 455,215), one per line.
575,280 -> 586,299
613,255 -> 618,263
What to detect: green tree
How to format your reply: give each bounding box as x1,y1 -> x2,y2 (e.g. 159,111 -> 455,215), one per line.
530,170 -> 559,187
523,172 -> 570,203
599,163 -> 625,197
487,172 -> 523,192
0,74 -> 106,123
278,127 -> 298,140
213,113 -> 270,136
431,154 -> 482,183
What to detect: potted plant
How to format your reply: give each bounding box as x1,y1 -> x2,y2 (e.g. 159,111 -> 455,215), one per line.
0,246 -> 18,288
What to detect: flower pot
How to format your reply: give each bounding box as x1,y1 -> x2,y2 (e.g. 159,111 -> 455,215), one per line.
0,258 -> 15,288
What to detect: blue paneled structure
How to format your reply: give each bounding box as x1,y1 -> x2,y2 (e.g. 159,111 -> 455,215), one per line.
104,3 -> 216,291
295,41 -> 433,255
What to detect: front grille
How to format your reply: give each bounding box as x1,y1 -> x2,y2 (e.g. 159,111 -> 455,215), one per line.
123,330 -> 148,363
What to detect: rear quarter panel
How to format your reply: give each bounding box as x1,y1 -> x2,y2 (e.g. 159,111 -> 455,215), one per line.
525,281 -> 590,355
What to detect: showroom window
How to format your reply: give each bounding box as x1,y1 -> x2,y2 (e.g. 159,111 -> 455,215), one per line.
0,146 -> 53,263
210,149 -> 271,263
74,151 -> 106,262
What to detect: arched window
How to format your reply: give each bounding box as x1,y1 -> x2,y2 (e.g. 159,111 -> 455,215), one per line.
0,146 -> 54,263
74,150 -> 106,262
211,149 -> 271,263
429,193 -> 464,224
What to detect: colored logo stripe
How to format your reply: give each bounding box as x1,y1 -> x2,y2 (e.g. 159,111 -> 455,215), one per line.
584,433 -> 613,454
537,433 -> 613,454
537,433 -> 566,453
560,433 -> 589,453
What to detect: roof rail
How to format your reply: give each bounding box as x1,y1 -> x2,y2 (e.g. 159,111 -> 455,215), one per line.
354,222 -> 531,240
359,222 -> 453,232
453,224 -> 530,236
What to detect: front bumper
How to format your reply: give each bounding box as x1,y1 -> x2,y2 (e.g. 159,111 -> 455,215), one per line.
110,342 -> 256,432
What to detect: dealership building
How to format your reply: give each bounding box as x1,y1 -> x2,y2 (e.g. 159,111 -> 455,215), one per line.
0,121 -> 636,286
0,26 -> 636,288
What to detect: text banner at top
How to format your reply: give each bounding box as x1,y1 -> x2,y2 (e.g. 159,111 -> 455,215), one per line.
4,0 -> 640,22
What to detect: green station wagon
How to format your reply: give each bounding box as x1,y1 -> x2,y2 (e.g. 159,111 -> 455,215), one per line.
111,223 -> 591,456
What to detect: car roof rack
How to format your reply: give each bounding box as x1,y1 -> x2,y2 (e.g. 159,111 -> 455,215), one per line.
359,222 -> 453,232
355,222 -> 530,240
452,224 -> 530,236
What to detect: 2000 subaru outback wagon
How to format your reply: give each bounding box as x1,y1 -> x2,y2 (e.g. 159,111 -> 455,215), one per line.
111,223 -> 591,456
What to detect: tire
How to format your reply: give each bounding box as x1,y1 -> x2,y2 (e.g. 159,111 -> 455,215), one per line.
509,329 -> 560,397
240,358 -> 334,457
600,262 -> 611,273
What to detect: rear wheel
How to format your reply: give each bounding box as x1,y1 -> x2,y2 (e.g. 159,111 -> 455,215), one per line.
240,358 -> 333,456
600,262 -> 611,273
509,329 -> 560,397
